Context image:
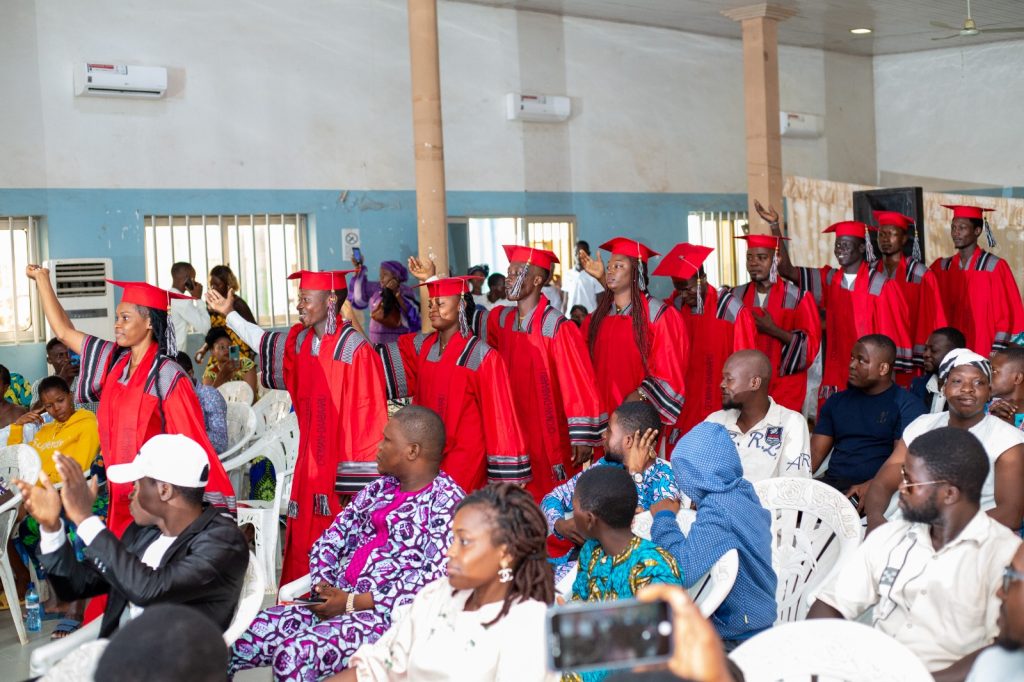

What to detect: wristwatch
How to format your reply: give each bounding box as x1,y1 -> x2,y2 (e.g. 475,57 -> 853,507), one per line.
632,472 -> 644,484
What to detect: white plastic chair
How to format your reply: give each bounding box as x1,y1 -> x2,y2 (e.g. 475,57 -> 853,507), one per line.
753,477 -> 863,623
0,444 -> 42,646
29,551 -> 264,676
251,390 -> 292,441
217,380 -> 254,406
729,619 -> 933,682
220,402 -> 258,462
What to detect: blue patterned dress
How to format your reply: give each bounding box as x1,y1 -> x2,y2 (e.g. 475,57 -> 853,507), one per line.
228,472 -> 465,681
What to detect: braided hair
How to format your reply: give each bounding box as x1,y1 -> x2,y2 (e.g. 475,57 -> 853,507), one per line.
587,255 -> 652,373
457,484 -> 554,627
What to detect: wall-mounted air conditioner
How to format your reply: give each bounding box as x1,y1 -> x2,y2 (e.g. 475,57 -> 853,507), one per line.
505,93 -> 572,123
780,111 -> 823,139
44,258 -> 114,341
73,63 -> 168,99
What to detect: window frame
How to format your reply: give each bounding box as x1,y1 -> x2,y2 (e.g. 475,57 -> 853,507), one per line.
0,216 -> 44,345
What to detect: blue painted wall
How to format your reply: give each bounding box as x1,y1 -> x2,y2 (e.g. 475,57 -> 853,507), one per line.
0,188 -> 746,381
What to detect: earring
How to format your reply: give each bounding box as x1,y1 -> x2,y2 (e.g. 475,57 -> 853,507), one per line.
498,561 -> 513,583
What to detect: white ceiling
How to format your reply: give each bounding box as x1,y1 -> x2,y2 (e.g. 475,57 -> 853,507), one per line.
450,0 -> 1024,55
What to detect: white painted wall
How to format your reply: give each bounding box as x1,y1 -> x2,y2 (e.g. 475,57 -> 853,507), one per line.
0,0 -> 878,193
875,40 -> 1024,189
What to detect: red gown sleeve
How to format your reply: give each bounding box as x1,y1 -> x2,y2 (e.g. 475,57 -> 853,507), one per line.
878,279 -> 913,373
732,307 -> 758,351
993,260 -> 1024,350
76,334 -> 118,404
335,342 -> 389,463
551,319 -> 606,446
377,333 -> 423,399
779,291 -> 821,376
477,350 -> 532,485
639,304 -> 687,425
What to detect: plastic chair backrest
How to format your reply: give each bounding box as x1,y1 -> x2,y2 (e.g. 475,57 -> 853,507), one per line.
225,403 -> 258,452
217,380 -> 254,406
0,444 -> 42,492
223,551 -> 266,645
729,619 -> 933,682
253,390 -> 292,433
753,477 -> 863,622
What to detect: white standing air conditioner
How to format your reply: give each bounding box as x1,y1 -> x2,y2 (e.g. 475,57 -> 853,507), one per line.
505,93 -> 571,123
779,111 -> 824,139
73,63 -> 168,99
45,259 -> 115,341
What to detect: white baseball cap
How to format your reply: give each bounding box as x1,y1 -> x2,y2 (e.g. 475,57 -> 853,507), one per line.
106,434 -> 210,488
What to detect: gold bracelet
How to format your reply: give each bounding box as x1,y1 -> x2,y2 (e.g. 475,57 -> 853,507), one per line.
345,592 -> 357,613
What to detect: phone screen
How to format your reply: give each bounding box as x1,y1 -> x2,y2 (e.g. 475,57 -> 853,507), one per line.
547,598 -> 672,672
291,597 -> 326,605
229,345 -> 241,362
352,247 -> 363,262
68,351 -> 81,368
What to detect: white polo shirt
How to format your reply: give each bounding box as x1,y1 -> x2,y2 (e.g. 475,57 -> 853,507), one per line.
817,511 -> 1021,672
704,398 -> 812,483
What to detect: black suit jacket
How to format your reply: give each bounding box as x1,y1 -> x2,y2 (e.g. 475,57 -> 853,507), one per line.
41,506 -> 248,638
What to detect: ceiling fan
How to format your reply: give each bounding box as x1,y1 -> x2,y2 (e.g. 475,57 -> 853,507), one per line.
931,0 -> 1024,40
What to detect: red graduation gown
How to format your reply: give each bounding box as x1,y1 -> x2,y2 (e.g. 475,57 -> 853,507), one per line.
378,331 -> 531,493
77,336 -> 236,538
929,247 -> 1024,356
797,262 -> 912,409
667,287 -> 757,442
486,296 -> 606,499
731,280 -> 821,413
257,320 -> 389,584
875,257 -> 947,385
582,296 -> 687,426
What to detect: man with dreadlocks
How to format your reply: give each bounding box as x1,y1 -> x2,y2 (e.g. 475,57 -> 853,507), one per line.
655,243 -> 756,442
762,204 -> 912,413
25,267 -> 236,539
929,204 -> 1024,356
486,245 -> 605,499
579,237 -> 688,429
208,269 -> 388,584
377,275 -> 531,493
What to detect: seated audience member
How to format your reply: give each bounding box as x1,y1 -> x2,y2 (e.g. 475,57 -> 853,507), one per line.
13,434 -> 249,637
542,401 -> 678,576
812,334 -> 925,507
335,484 -> 555,682
569,304 -> 588,327
809,428 -> 1022,678
176,352 -> 229,455
989,347 -> 1024,429
966,543 -> 1024,681
705,349 -> 811,481
909,327 -> 965,413
45,337 -> 80,391
230,406 -> 465,681
2,365 -> 33,409
864,349 -> 1024,533
202,326 -> 258,398
348,255 -> 421,346
0,363 -> 30,441
487,272 -> 510,308
651,422 -> 776,648
564,466 -> 682,681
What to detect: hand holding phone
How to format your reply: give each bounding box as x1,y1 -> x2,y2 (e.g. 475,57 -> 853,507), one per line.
547,598 -> 673,673
289,596 -> 327,606
229,345 -> 241,363
352,247 -> 363,265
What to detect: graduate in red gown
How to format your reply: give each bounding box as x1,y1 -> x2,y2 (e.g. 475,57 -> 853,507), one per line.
209,269 -> 388,584
729,233 -> 821,413
579,237 -> 688,426
774,220 -> 912,411
929,204 -> 1024,356
655,243 -> 756,442
377,275 -> 531,492
26,268 -> 237,539
870,210 -> 947,383
486,245 -> 606,499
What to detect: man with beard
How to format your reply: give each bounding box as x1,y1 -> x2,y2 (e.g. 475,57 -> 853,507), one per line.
810,428 -> 1021,680
870,211 -> 947,383
909,327 -> 965,413
989,347 -> 1024,429
966,543 -> 1024,680
704,350 -> 811,483
540,401 -> 678,578
811,335 -> 924,509
864,349 -> 1024,534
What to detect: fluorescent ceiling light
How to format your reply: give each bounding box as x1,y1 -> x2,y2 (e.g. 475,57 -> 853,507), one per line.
850,28 -> 872,34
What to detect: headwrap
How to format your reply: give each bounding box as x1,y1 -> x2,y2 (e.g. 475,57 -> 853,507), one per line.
937,347 -> 992,383
380,260 -> 409,282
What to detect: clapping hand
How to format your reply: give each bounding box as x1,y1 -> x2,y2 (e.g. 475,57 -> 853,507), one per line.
206,289 -> 236,316
623,428 -> 659,475
12,472 -> 63,534
54,453 -> 98,526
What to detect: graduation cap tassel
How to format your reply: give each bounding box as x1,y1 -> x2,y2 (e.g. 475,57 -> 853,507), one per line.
695,276 -> 705,315
911,228 -> 923,263
864,235 -> 877,263
507,263 -> 529,300
984,219 -> 997,248
769,249 -> 780,285
325,293 -> 339,336
637,259 -> 648,292
458,297 -> 470,337
165,320 -> 178,357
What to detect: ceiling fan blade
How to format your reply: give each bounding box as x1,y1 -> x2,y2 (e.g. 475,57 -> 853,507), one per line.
930,20 -> 960,30
982,27 -> 1024,33
931,33 -> 961,40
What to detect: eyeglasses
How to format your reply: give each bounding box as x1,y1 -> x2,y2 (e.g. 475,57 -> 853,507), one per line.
1004,566 -> 1024,594
899,465 -> 948,489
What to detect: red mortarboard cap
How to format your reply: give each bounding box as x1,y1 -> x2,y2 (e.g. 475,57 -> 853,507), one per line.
502,245 -> 560,271
823,221 -> 868,239
418,276 -> 481,298
735,234 -> 789,250
107,280 -> 192,310
942,204 -> 995,221
599,237 -> 659,263
872,211 -> 914,231
652,243 -> 714,280
287,270 -> 353,291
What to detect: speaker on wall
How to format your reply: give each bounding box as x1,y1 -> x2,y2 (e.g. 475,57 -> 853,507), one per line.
852,186 -> 926,263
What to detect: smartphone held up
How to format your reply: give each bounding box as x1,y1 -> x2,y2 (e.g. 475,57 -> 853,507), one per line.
547,598 -> 673,673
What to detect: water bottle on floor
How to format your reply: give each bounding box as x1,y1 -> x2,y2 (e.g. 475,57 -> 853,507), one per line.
25,583 -> 41,632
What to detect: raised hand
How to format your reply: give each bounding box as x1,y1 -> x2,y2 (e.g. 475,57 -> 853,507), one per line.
753,199 -> 780,226
25,264 -> 50,281
205,289 -> 236,316
13,472 -> 63,533
407,256 -> 436,282
579,250 -> 605,282
623,428 -> 659,475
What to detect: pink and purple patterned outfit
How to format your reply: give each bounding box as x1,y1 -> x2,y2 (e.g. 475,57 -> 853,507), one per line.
228,472 -> 464,681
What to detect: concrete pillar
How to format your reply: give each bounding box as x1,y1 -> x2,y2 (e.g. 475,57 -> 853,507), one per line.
722,4 -> 795,232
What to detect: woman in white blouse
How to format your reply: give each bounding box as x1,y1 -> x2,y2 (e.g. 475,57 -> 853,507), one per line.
331,484 -> 558,682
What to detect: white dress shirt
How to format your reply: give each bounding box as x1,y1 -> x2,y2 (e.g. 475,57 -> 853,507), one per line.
169,287 -> 211,348
563,268 -> 604,314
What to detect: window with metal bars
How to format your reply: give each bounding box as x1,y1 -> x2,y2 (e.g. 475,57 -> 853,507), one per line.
457,216 -> 576,287
0,217 -> 43,344
687,211 -> 751,287
144,214 -> 309,328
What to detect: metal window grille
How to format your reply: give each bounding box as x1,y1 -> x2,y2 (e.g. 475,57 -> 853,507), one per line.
687,211 -> 750,287
144,214 -> 309,328
0,217 -> 44,344
463,216 -> 576,284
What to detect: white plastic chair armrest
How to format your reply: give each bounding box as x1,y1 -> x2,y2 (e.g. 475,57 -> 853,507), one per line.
221,435 -> 281,472
279,574 -> 312,602
0,493 -> 22,515
29,618 -> 103,676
